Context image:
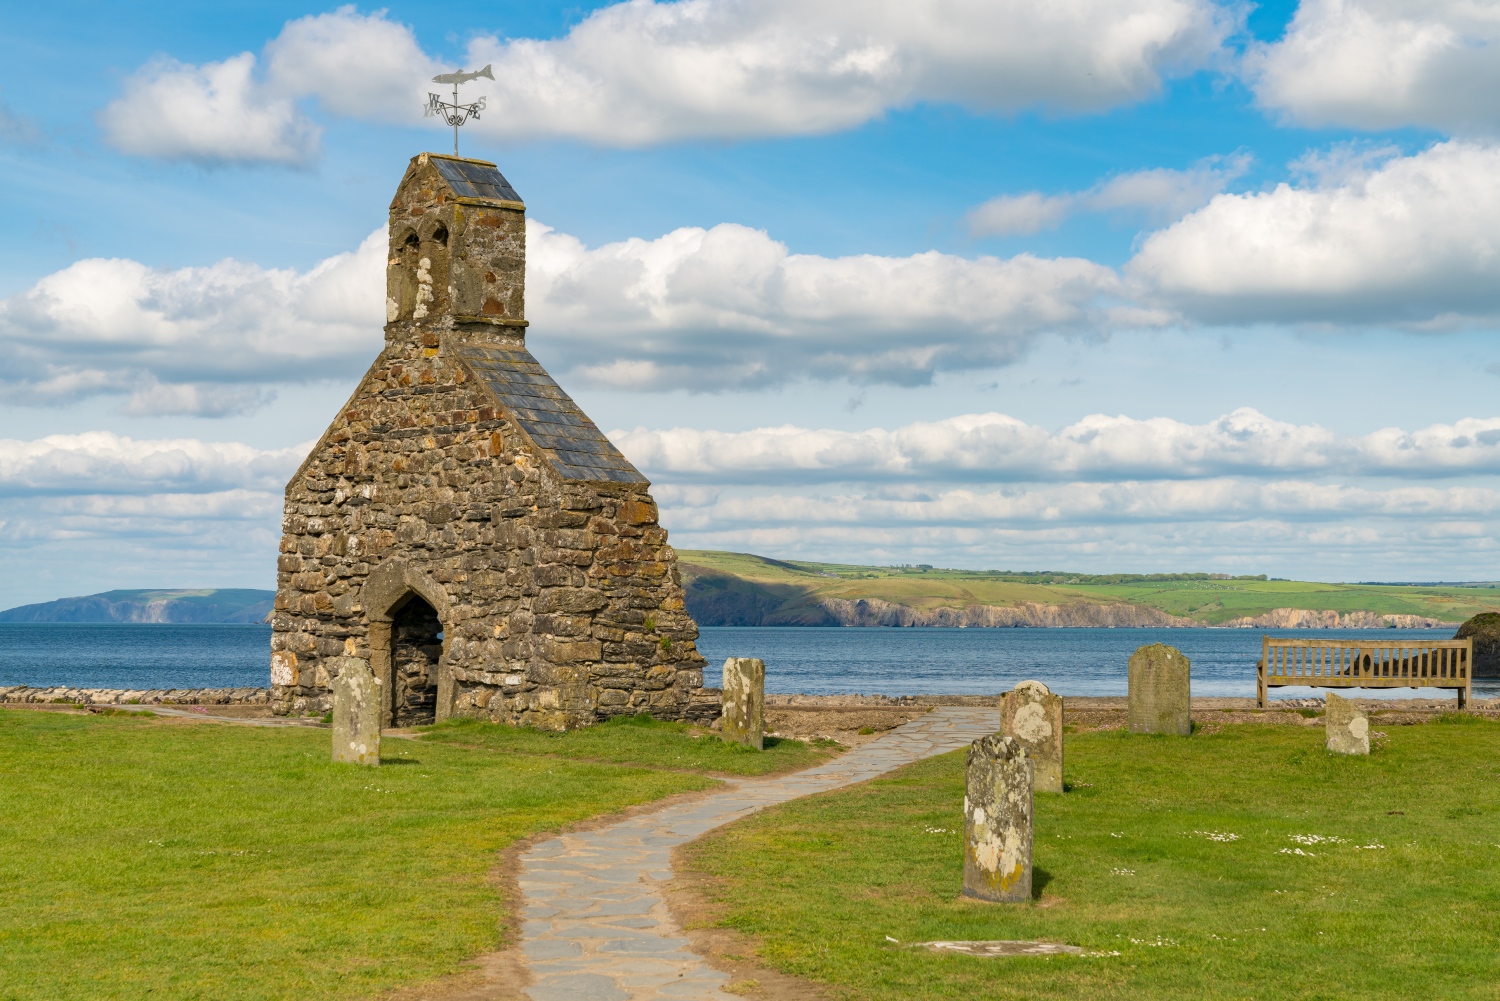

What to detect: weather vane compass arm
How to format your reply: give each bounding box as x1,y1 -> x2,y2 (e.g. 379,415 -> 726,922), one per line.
424,64 -> 494,155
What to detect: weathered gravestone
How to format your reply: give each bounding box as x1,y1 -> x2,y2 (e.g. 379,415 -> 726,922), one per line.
1000,680 -> 1064,793
1128,643 -> 1191,736
331,657 -> 381,766
962,734 -> 1032,903
1325,692 -> 1370,755
721,657 -> 765,750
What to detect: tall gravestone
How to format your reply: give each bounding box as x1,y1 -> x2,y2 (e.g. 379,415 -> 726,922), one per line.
332,657 -> 381,766
721,657 -> 765,750
1128,643 -> 1191,735
962,734 -> 1033,903
1000,680 -> 1064,793
1325,692 -> 1370,755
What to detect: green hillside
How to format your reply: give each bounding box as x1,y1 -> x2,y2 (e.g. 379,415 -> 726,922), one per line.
677,551 -> 1500,627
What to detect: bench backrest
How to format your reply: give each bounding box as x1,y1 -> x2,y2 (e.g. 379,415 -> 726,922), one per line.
1262,637 -> 1471,685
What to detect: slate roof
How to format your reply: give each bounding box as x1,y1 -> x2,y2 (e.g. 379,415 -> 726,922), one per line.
430,156 -> 523,204
455,344 -> 648,485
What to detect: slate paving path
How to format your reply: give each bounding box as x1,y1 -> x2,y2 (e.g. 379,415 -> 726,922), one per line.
517,707 -> 1003,1001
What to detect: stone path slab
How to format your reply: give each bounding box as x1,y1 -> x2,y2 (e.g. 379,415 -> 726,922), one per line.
518,707 -> 1003,1001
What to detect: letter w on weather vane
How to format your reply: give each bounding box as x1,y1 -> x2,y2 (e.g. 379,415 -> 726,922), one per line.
425,64 -> 494,155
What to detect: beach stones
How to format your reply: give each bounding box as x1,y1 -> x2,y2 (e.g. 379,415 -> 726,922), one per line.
962,734 -> 1033,903
331,657 -> 381,766
1000,680 -> 1064,793
1128,643 -> 1191,735
1325,692 -> 1370,755
721,657 -> 765,750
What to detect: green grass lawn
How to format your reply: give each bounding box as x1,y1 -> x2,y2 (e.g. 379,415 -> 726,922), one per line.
681,716 -> 1500,1000
0,709 -> 822,1001
420,712 -> 836,776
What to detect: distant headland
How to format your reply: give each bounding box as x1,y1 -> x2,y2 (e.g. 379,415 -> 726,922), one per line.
0,589 -> 274,624
676,551 -> 1493,628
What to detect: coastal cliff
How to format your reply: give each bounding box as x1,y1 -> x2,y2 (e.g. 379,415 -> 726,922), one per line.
680,551 -> 1491,628
818,597 -> 1196,628
1219,608 -> 1457,629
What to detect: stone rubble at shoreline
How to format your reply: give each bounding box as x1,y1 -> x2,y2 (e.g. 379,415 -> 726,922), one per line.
0,686 -> 269,706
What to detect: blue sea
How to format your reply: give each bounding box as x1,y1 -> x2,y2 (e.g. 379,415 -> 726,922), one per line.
0,623 -> 1490,700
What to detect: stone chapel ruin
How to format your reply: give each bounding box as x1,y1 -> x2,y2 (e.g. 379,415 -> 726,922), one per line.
270,153 -> 716,730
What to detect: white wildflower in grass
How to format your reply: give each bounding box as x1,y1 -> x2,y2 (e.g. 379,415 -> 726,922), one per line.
923,826 -> 951,834
1085,950 -> 1122,957
1278,847 -> 1317,857
1110,832 -> 1124,838
1128,936 -> 1178,947
1354,843 -> 1386,850
1188,830 -> 1241,842
1289,834 -> 1346,845
1110,867 -> 1136,875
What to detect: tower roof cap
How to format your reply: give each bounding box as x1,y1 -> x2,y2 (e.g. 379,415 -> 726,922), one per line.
418,152 -> 523,206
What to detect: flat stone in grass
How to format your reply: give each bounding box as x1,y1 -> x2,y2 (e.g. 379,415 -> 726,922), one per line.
331,657 -> 380,766
1128,643 -> 1191,736
962,733 -> 1032,903
922,940 -> 1084,957
1325,692 -> 1370,755
721,658 -> 765,750
1000,680 -> 1064,793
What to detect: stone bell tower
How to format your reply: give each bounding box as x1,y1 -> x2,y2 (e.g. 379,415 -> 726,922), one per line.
270,153 -> 716,730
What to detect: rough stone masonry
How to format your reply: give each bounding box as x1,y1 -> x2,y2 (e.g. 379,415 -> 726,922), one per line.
271,153 -> 717,730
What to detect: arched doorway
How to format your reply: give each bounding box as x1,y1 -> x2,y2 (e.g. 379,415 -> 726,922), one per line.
392,595 -> 443,726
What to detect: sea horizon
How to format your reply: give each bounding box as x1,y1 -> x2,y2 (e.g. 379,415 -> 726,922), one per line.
0,622 -> 1489,701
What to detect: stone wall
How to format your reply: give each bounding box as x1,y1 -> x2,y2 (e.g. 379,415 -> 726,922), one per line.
271,154 -> 714,730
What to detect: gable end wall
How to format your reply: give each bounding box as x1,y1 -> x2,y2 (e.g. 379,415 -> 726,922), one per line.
270,342 -> 715,729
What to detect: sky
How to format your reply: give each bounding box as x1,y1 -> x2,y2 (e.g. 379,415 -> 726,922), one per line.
2,0 -> 1500,607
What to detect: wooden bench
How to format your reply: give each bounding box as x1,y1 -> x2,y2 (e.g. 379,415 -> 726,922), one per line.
1259,636 -> 1472,709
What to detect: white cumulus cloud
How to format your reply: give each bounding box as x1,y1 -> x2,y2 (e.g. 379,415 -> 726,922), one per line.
651,477 -> 1500,579
0,229 -> 386,413
528,220 -> 1126,388
612,408 -> 1500,482
7,406 -> 1500,596
99,53 -> 321,166
0,433 -> 309,496
1127,140 -> 1500,324
1248,0 -> 1500,134
100,1 -> 1231,161
968,155 -> 1250,236
0,219 -> 1124,407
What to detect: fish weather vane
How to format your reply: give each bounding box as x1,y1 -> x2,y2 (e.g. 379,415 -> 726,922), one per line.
425,64 -> 494,155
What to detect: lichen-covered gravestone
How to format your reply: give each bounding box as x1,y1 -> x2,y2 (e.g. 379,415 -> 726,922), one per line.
1128,643 -> 1191,735
721,657 -> 765,750
331,657 -> 381,766
1325,692 -> 1370,755
1000,680 -> 1064,793
962,734 -> 1033,903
